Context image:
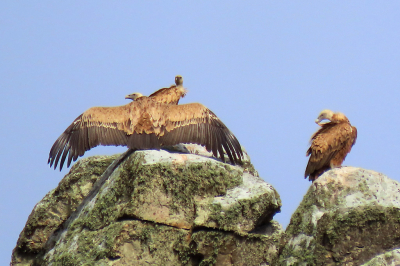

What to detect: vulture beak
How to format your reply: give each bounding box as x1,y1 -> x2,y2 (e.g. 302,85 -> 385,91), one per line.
315,118 -> 322,126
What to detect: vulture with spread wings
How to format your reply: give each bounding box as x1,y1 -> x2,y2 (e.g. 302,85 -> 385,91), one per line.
305,109 -> 357,181
48,76 -> 243,170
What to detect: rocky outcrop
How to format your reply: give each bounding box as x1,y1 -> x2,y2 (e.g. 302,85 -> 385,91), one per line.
11,154 -> 120,266
277,167 -> 400,266
14,145 -> 400,266
11,145 -> 282,266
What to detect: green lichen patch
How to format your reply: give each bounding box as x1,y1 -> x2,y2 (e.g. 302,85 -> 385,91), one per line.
118,153 -> 243,229
313,206 -> 400,265
11,155 -> 117,265
184,223 -> 282,266
42,219 -> 283,266
42,151 -> 246,256
43,220 -> 197,266
206,193 -> 280,233
284,185 -> 319,237
193,172 -> 282,234
278,168 -> 400,266
279,206 -> 400,266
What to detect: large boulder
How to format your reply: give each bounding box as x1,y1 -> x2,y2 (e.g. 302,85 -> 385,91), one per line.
12,145 -> 282,266
277,167 -> 400,266
11,155 -> 119,266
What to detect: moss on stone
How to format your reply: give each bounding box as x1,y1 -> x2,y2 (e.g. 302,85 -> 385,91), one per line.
280,204 -> 400,265
312,206 -> 400,264
12,155 -> 117,265
46,220 -> 192,265
207,193 -> 278,233
278,169 -> 400,265
119,153 -> 244,226
187,228 -> 281,266
66,152 -> 243,233
14,150 -> 283,266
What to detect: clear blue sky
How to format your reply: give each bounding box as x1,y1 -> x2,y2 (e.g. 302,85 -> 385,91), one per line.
2,2 -> 400,264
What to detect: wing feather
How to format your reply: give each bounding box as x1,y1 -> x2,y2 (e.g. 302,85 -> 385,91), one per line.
158,103 -> 242,164
48,105 -> 134,170
351,126 -> 357,146
204,123 -> 212,152
210,125 -> 219,159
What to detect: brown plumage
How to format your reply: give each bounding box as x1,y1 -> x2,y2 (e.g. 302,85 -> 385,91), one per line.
48,93 -> 243,171
125,75 -> 187,105
305,109 -> 357,181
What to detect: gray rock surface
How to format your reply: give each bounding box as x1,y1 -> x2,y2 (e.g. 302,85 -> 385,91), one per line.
11,145 -> 282,266
361,248 -> 400,266
277,167 -> 400,266
15,145 -> 400,266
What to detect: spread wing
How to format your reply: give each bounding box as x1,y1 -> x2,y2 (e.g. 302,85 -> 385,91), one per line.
158,103 -> 243,164
149,85 -> 186,105
48,102 -> 143,170
305,122 -> 355,179
49,99 -> 242,170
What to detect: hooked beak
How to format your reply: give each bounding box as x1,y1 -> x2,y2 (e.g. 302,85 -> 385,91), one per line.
315,118 -> 323,126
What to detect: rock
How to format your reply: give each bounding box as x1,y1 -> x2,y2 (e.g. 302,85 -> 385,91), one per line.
194,172 -> 280,233
361,249 -> 400,266
11,155 -> 119,265
190,221 -> 283,266
278,167 -> 400,266
11,145 -> 282,265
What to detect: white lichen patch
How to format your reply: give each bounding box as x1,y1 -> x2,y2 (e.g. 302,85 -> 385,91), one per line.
194,172 -> 281,233
312,167 -> 400,210
140,149 -> 214,165
139,143 -> 252,166
287,233 -> 314,250
327,168 -> 400,209
310,206 -> 324,228
44,231 -> 79,264
361,248 -> 400,266
212,173 -> 275,209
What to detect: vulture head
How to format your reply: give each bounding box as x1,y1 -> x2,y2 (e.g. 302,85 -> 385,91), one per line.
125,92 -> 144,101
315,109 -> 334,125
175,75 -> 183,86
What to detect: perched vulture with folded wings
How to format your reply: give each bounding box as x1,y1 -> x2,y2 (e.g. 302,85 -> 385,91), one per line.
304,109 -> 357,182
125,75 -> 187,105
48,78 -> 242,171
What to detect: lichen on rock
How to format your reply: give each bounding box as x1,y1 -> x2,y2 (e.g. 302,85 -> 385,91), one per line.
278,167 -> 400,266
11,155 -> 118,265
12,145 -> 282,266
361,248 -> 400,266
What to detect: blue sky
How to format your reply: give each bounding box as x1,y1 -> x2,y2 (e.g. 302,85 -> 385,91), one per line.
2,1 -> 400,264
